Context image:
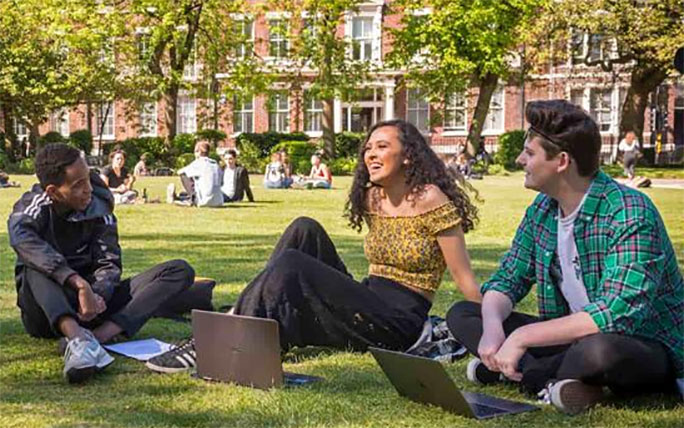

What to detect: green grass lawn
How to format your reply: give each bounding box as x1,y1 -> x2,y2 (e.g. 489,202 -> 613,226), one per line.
0,173 -> 682,428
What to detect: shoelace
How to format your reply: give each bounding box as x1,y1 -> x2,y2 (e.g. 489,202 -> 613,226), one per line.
169,339 -> 195,356
537,387 -> 551,404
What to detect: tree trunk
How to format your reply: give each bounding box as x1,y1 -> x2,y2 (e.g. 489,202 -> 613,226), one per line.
619,64 -> 668,146
322,98 -> 335,157
465,71 -> 498,157
1,104 -> 18,162
28,120 -> 40,156
163,85 -> 179,144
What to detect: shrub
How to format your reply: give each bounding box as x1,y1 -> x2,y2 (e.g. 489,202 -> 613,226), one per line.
175,153 -> 196,170
196,129 -> 227,145
335,132 -> 364,158
17,157 -> 35,174
0,151 -> 9,170
494,130 -> 525,170
236,132 -> 309,158
486,163 -> 510,176
237,140 -> 268,173
105,137 -> 167,169
329,156 -> 357,176
173,133 -> 197,156
272,140 -> 319,175
41,131 -> 66,145
69,130 -> 93,155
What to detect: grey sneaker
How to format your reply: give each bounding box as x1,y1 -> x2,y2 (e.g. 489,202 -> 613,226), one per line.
548,379 -> 604,415
63,331 -> 115,383
466,358 -> 504,385
166,183 -> 176,204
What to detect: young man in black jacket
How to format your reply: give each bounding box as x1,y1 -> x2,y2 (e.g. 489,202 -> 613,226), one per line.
220,149 -> 254,203
8,143 -> 195,383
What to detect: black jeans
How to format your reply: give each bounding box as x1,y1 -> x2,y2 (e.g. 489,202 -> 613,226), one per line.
234,217 -> 431,352
17,260 -> 195,338
447,301 -> 676,395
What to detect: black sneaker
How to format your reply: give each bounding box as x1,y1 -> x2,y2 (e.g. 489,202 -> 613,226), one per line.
466,357 -> 504,385
145,338 -> 196,374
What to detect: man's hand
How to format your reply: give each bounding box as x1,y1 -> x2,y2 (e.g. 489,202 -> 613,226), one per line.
493,333 -> 526,382
478,324 -> 506,372
67,275 -> 107,321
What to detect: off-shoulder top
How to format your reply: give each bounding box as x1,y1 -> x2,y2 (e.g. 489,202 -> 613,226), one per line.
364,201 -> 462,293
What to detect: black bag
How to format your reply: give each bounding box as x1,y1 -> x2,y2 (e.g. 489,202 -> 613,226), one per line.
153,278 -> 216,322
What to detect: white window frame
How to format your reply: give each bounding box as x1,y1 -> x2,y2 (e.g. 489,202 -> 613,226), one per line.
304,91 -> 323,133
482,86 -> 505,135
269,92 -> 290,133
589,87 -> 613,133
351,17 -> 374,61
406,88 -> 430,133
139,102 -> 157,137
50,109 -> 70,137
177,95 -> 197,134
443,93 -> 467,135
268,18 -> 290,60
345,5 -> 382,63
567,85 -> 623,135
96,102 -> 115,140
13,118 -> 28,140
232,95 -> 254,135
569,31 -> 619,66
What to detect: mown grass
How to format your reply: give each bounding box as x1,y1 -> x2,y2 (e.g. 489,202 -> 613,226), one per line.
0,172 -> 682,428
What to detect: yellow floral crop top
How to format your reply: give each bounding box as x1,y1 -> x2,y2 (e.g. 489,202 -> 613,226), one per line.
364,201 -> 462,293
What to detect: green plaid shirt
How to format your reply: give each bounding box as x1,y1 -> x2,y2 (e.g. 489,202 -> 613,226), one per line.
482,171 -> 683,376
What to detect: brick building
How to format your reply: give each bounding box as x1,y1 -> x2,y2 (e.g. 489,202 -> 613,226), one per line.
7,0 -> 684,162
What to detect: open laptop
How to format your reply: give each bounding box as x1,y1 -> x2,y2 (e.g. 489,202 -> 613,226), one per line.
192,310 -> 322,389
369,347 -> 538,419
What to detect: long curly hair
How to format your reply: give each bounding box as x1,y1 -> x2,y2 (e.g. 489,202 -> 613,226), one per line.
344,119 -> 478,233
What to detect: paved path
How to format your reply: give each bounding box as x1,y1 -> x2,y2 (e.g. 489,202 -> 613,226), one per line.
616,178 -> 684,190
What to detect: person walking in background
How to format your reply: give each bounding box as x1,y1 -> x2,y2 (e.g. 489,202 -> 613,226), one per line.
618,131 -> 640,182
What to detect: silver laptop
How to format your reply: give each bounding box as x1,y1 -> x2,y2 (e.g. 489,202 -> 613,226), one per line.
369,347 -> 539,419
192,310 -> 322,389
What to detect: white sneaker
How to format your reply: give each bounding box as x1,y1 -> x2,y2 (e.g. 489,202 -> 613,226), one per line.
166,183 -> 176,204
548,379 -> 604,415
63,331 -> 114,383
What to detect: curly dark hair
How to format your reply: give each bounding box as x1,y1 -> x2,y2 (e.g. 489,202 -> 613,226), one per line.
344,119 -> 478,233
35,143 -> 82,189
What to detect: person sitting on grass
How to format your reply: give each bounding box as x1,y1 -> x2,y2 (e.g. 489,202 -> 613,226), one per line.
133,153 -> 150,178
0,171 -> 20,188
446,100 -> 683,415
292,153 -> 333,189
145,119 -> 482,374
263,152 -> 288,189
100,149 -> 137,204
221,149 -> 254,203
166,140 -> 223,207
8,143 -> 195,383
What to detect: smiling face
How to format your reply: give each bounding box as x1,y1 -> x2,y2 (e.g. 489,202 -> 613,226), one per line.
363,125 -> 406,186
111,152 -> 125,169
516,134 -> 562,193
46,157 -> 93,212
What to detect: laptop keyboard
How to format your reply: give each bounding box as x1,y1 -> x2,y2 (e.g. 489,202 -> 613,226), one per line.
472,403 -> 508,417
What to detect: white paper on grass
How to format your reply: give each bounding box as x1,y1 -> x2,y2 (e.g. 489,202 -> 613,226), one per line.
103,338 -> 173,361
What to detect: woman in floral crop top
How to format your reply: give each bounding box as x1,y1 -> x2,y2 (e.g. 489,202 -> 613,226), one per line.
146,120 -> 481,374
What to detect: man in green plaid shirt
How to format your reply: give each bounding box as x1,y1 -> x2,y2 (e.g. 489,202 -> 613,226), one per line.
447,100 -> 683,415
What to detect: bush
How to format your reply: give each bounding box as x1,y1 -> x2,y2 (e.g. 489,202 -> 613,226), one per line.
106,137 -> 167,169
173,133 -> 197,156
272,140 -> 319,175
238,140 -> 268,173
494,130 -> 525,170
196,129 -> 227,145
41,131 -> 66,145
69,130 -> 93,155
0,151 -> 9,170
486,164 -> 510,176
175,153 -> 196,170
329,156 -> 357,176
335,132 -> 364,158
16,158 -> 35,174
236,132 -> 309,158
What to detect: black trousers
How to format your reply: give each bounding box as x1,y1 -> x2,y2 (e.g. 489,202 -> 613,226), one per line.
17,260 -> 195,338
233,217 -> 431,352
447,301 -> 676,395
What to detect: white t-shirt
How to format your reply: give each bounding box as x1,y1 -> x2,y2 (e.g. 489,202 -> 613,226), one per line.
221,166 -> 237,199
264,161 -> 284,183
178,157 -> 223,207
618,139 -> 639,153
557,195 -> 590,313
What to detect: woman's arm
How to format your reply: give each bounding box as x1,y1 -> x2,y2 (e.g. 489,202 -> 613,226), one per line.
100,173 -> 110,187
437,225 -> 481,302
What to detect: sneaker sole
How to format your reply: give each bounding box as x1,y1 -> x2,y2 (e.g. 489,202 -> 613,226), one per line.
145,360 -> 195,374
551,380 -> 604,415
66,365 -> 97,384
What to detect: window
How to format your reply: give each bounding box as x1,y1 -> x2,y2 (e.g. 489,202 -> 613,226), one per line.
96,102 -> 115,139
570,88 -> 584,108
570,30 -> 585,63
304,91 -> 323,132
269,20 -> 289,59
269,92 -> 290,132
590,88 -> 612,132
233,96 -> 254,133
406,88 -> 429,132
483,87 -> 504,133
50,109 -> 70,137
235,19 -> 254,58
140,102 -> 157,137
13,118 -> 28,140
137,34 -> 150,61
588,34 -> 604,63
352,17 -> 373,61
444,93 -> 467,132
177,96 -> 196,134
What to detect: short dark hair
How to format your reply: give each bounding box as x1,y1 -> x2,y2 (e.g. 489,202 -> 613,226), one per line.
525,100 -> 601,177
35,143 -> 83,188
226,149 -> 237,158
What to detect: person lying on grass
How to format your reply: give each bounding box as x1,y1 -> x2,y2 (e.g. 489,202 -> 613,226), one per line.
8,143 -> 195,384
447,100 -> 683,415
146,119 -> 482,374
